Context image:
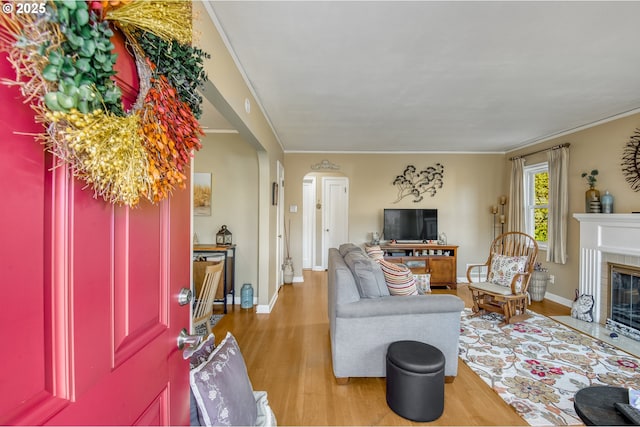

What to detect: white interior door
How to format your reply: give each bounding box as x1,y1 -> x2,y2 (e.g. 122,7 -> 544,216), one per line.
276,161 -> 285,288
321,177 -> 349,269
302,177 -> 316,270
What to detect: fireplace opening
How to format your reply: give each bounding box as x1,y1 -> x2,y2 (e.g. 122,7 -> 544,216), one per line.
607,263 -> 640,341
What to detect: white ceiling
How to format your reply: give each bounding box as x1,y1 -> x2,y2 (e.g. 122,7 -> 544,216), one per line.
203,1 -> 640,153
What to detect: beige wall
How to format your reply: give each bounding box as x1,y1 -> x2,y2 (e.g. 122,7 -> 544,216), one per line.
194,4 -> 285,308
194,3 -> 640,308
284,153 -> 508,278
507,112 -> 640,304
284,112 -> 640,306
194,134 -> 259,294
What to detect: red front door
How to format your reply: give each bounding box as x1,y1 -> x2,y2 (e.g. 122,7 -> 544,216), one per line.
0,47 -> 191,424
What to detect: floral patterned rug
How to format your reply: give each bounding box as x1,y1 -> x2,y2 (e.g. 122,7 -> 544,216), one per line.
459,309 -> 640,425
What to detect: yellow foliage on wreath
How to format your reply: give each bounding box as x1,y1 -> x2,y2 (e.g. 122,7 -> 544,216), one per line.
0,0 -> 206,207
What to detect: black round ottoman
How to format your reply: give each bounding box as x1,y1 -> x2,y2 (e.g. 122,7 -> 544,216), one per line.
386,340 -> 445,422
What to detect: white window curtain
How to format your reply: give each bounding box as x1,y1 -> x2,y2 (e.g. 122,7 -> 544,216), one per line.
546,146 -> 569,264
507,158 -> 525,233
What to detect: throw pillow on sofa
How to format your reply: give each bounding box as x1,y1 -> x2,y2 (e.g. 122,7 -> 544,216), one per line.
364,245 -> 384,260
344,251 -> 390,298
338,243 -> 362,257
379,259 -> 418,296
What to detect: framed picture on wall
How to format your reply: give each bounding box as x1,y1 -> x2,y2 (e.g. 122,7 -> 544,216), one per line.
194,173 -> 212,216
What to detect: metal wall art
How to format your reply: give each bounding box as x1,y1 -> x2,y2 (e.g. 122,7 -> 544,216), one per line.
622,129 -> 640,192
392,163 -> 445,203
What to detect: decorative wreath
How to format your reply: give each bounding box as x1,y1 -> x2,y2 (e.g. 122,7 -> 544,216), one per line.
622,128 -> 640,192
0,0 -> 209,206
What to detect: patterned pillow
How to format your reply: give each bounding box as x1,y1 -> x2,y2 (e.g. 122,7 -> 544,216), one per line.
488,254 -> 528,291
190,332 -> 257,426
379,259 -> 418,296
183,333 -> 216,369
365,245 -> 384,260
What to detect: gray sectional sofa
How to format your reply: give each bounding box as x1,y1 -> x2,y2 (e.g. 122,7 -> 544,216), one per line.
328,244 -> 465,383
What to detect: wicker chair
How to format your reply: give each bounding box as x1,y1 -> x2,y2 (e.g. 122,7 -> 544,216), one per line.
466,232 -> 538,325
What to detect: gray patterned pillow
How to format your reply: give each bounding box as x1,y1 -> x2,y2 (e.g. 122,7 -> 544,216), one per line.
183,333 -> 216,369
190,332 -> 257,426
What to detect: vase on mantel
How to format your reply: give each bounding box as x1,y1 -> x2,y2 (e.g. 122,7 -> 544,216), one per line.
585,187 -> 601,213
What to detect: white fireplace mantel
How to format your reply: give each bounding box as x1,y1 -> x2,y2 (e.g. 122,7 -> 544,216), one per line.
574,213 -> 640,257
574,213 -> 640,322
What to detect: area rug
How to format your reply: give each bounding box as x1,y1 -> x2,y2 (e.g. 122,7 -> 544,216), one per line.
459,309 -> 640,425
194,314 -> 225,336
210,314 -> 224,328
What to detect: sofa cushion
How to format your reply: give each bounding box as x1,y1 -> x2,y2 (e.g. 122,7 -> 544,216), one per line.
338,243 -> 363,257
379,260 -> 418,296
487,254 -> 528,291
344,251 -> 389,298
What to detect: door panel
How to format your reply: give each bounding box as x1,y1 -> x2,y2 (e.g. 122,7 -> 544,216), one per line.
0,36 -> 190,425
113,204 -> 166,367
0,55 -> 68,426
321,177 -> 349,269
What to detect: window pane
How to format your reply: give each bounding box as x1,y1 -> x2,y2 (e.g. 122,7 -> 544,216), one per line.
534,207 -> 548,242
534,171 -> 548,205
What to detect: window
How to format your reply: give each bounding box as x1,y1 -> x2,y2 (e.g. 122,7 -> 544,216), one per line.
524,162 -> 548,248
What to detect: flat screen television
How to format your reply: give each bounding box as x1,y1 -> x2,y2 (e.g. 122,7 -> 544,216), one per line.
383,208 -> 438,242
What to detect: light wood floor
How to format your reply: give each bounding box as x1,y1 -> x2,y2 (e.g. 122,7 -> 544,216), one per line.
212,270 -> 570,426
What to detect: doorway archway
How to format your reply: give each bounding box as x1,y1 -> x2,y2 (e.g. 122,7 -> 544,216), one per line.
301,172 -> 349,270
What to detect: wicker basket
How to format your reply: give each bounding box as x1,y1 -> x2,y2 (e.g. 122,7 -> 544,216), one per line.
529,271 -> 550,302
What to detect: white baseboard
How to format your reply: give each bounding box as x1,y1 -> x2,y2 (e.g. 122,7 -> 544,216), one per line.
293,275 -> 304,283
312,266 -> 324,271
544,292 -> 573,308
256,290 -> 278,313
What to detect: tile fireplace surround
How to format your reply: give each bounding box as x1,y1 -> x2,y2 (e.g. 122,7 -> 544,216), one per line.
574,213 -> 640,324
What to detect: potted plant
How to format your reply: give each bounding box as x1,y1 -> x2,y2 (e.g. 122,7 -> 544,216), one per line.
530,262 -> 550,302
581,169 -> 600,213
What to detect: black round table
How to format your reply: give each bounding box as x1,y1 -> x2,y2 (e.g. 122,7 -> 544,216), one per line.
574,386 -> 636,426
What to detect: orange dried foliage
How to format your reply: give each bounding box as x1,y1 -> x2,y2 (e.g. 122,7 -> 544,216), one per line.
139,66 -> 203,203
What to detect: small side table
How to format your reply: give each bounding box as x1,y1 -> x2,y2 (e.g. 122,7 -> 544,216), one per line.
193,244 -> 236,313
574,386 -> 634,425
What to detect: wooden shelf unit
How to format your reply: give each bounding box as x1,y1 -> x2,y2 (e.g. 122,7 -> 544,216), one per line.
380,243 -> 459,289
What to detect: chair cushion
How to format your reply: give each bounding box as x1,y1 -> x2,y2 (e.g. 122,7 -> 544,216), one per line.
468,281 -> 518,296
487,254 -> 528,291
379,260 -> 418,296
